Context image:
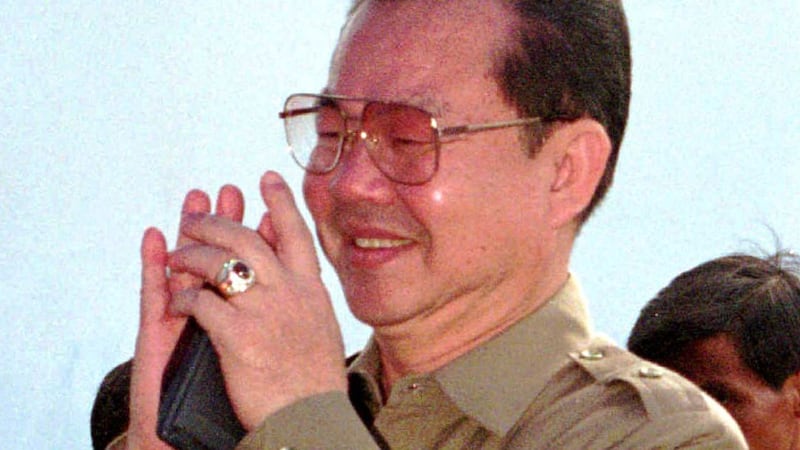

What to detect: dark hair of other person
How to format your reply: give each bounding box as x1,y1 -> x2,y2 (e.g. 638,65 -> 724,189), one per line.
347,0 -> 632,224
628,251 -> 800,390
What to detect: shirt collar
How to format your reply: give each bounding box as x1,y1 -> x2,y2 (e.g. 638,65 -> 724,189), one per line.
348,275 -> 593,436
435,275 -> 593,435
347,335 -> 383,421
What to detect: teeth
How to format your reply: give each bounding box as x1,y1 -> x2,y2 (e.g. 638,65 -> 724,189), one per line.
355,238 -> 411,249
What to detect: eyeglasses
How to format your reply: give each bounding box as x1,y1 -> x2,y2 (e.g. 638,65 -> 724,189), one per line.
279,93 -> 569,185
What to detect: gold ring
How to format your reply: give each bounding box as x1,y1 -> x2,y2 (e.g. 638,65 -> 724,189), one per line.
214,259 -> 256,298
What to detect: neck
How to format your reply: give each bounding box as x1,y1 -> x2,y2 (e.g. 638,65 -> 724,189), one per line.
373,264 -> 570,395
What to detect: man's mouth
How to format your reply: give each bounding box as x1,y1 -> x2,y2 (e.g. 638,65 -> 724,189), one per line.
354,238 -> 413,249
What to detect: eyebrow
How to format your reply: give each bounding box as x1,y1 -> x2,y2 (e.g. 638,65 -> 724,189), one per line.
319,86 -> 446,118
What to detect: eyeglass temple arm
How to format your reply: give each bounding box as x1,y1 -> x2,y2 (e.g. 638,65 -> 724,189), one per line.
437,117 -> 545,138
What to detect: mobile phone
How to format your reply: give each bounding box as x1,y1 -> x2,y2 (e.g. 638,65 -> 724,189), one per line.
157,317 -> 246,450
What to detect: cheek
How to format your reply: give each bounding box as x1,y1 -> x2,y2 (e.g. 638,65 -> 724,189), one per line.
403,180 -> 536,256
430,189 -> 445,205
400,183 -> 465,226
302,176 -> 330,220
301,176 -> 338,252
733,396 -> 796,448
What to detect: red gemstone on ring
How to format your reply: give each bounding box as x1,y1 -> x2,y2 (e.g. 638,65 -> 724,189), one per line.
233,261 -> 251,278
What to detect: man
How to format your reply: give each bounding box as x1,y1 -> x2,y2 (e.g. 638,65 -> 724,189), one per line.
629,251 -> 800,450
96,0 -> 747,448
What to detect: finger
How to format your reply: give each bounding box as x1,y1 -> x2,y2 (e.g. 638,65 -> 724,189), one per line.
179,213 -> 277,269
169,242 -> 271,305
215,184 -> 245,222
260,171 -> 319,274
170,288 -> 236,333
139,227 -> 170,325
257,211 -> 278,248
129,228 -> 183,450
183,189 -> 212,217
169,243 -> 239,283
170,189 -> 212,293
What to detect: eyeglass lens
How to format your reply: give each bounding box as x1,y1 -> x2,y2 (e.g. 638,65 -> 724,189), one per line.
283,95 -> 439,184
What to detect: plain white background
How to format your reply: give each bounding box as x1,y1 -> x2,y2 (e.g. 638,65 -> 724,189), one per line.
1,2 -> 798,447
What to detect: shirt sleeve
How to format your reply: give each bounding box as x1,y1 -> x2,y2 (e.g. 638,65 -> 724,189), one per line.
619,408 -> 748,449
235,391 -> 381,450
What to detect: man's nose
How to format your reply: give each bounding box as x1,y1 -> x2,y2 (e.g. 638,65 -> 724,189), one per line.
327,129 -> 394,203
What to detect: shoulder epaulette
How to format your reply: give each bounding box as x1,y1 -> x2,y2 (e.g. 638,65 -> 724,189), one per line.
569,336 -> 707,418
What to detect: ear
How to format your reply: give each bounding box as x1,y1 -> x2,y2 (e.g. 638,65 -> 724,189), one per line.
782,371 -> 800,418
547,119 -> 612,228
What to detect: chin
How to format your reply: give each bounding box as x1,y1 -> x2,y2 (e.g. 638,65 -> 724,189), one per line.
344,289 -> 419,328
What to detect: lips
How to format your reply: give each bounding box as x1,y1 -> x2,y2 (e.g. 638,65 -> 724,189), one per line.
334,226 -> 417,268
325,208 -> 422,268
345,238 -> 413,268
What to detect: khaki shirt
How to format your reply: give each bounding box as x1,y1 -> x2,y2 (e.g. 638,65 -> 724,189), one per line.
238,278 -> 747,449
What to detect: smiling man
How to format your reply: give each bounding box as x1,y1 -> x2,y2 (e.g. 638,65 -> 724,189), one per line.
97,1 -> 747,449
629,251 -> 800,450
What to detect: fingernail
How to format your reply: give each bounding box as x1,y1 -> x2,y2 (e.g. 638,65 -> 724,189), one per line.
263,171 -> 283,187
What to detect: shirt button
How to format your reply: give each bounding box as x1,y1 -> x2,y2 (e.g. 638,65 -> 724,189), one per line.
407,382 -> 421,392
578,349 -> 605,361
638,366 -> 664,379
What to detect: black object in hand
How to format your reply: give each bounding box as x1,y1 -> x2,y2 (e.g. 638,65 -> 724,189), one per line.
157,318 -> 246,450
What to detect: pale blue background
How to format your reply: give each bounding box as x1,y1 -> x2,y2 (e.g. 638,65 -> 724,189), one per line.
1,2 -> 798,448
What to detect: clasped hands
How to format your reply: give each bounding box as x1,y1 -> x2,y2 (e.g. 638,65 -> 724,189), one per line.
127,171 -> 347,449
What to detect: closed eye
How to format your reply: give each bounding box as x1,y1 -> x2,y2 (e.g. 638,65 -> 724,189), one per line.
392,137 -> 427,145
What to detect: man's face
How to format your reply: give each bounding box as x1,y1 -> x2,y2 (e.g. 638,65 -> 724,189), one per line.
302,0 -> 569,333
665,334 -> 799,450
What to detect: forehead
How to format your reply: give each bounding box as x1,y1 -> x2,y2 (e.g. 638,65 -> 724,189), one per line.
328,0 -> 515,115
